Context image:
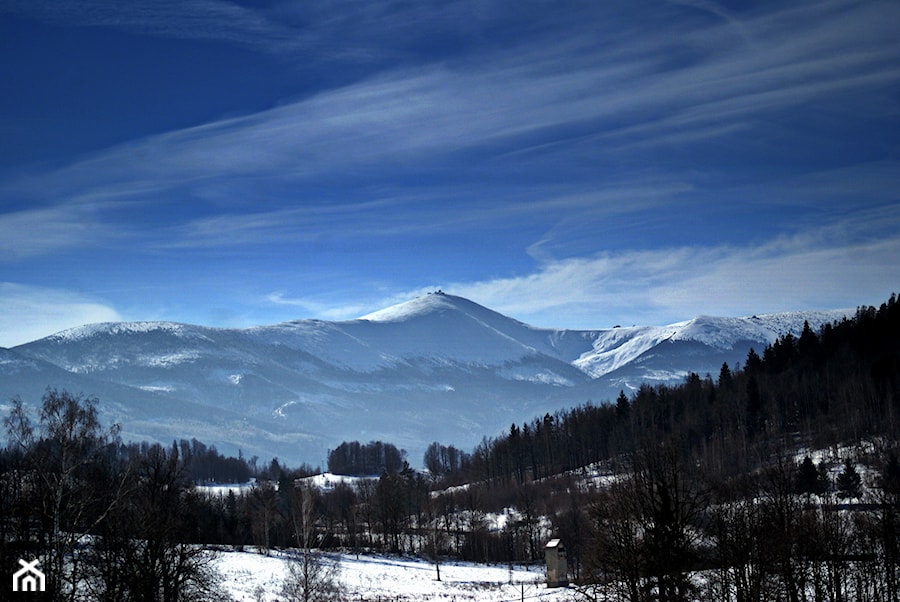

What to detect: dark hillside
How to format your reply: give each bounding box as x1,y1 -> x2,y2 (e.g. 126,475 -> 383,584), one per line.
448,294 -> 900,486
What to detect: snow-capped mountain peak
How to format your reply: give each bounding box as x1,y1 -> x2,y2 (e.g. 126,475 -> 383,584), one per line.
357,291 -> 523,329
357,291 -> 459,322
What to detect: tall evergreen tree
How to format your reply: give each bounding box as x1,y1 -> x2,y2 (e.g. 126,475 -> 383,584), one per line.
836,458 -> 862,499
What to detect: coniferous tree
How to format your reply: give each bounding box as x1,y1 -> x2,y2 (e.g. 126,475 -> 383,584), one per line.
718,362 -> 733,389
836,458 -> 862,499
797,456 -> 825,495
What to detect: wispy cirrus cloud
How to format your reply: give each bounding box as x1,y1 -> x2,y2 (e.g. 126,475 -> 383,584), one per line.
266,292 -> 372,322
0,0 -> 300,55
394,205 -> 900,328
0,203 -> 126,259
6,0 -> 896,214
159,178 -> 696,251
269,204 -> 900,329
1,0 -> 897,335
0,283 -> 123,347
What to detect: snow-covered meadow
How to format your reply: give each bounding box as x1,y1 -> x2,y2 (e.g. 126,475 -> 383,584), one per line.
199,475 -> 574,600
215,548 -> 574,601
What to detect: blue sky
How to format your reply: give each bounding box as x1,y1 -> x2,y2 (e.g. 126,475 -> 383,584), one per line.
1,0 -> 899,347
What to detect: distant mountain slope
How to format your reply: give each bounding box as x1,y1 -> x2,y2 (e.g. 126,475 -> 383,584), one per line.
572,310 -> 850,380
3,293 -> 849,464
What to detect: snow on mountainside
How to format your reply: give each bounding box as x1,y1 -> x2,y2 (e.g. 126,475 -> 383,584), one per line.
45,320 -> 206,343
358,293 -> 848,379
352,293 -> 559,366
359,291 -> 466,322
2,294 -> 851,465
572,309 -> 849,378
359,293 -> 600,364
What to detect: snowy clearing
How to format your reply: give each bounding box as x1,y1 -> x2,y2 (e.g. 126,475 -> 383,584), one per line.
215,548 -> 574,601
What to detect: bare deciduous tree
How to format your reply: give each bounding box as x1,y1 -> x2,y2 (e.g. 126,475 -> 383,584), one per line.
4,389 -> 126,601
281,484 -> 344,602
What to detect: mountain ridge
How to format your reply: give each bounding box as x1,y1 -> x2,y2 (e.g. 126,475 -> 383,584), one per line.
2,293 -> 850,464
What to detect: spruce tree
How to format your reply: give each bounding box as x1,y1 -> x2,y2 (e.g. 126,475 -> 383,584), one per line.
836,458 -> 862,499
797,456 -> 824,495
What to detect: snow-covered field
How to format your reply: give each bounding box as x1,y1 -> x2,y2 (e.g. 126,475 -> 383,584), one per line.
216,549 -> 574,601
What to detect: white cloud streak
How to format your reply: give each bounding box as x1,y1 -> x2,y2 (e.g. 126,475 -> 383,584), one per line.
446,244 -> 898,329
0,283 -> 123,347
0,203 -> 126,259
266,292 -> 371,322
160,179 -> 694,250
6,1 -> 897,212
277,207 -> 899,328
412,207 -> 900,328
0,0 -> 300,55
1,0 -> 897,334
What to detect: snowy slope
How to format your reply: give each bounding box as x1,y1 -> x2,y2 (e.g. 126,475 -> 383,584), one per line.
3,294 -> 850,465
216,549 -> 566,602
572,309 -> 849,378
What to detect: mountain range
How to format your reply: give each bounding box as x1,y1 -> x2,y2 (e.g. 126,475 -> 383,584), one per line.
0,293 -> 849,466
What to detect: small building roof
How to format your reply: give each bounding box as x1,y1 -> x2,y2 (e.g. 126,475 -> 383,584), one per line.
546,539 -> 563,548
